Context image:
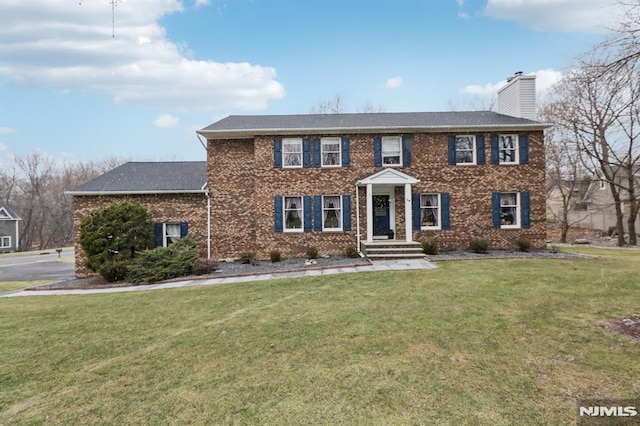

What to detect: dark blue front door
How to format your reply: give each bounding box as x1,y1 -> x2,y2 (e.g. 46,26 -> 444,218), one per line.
373,195 -> 390,236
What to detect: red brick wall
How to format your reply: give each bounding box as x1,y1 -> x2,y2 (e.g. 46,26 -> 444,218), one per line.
208,131 -> 547,259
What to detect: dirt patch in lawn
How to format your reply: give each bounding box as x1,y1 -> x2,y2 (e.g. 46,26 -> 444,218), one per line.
602,314 -> 640,343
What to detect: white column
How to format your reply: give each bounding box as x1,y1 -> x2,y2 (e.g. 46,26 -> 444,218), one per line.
405,183 -> 413,242
366,183 -> 373,243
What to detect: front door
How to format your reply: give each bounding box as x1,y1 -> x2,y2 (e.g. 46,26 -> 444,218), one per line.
373,195 -> 391,237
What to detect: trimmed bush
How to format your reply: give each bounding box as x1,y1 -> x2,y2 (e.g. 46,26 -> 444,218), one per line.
469,239 -> 489,254
422,239 -> 439,255
515,239 -> 532,252
126,239 -> 198,284
240,251 -> 257,265
192,258 -> 218,275
97,260 -> 129,283
345,245 -> 359,258
269,250 -> 282,263
306,246 -> 318,259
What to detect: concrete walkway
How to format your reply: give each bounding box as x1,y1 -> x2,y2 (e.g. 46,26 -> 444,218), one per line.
1,258 -> 437,298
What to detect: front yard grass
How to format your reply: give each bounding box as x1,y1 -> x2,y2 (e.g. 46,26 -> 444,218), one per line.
1,247 -> 639,424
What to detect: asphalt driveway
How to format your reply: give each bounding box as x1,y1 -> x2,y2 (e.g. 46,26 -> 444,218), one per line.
0,249 -> 75,282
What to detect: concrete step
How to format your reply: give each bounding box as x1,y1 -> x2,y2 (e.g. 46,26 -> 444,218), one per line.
367,253 -> 426,260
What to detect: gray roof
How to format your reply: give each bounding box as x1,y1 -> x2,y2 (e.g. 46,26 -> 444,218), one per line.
0,202 -> 20,220
198,111 -> 549,139
68,162 -> 207,195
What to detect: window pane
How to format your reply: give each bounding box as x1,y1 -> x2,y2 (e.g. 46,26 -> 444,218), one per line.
283,140 -> 302,167
383,155 -> 400,165
421,194 -> 438,207
285,196 -> 303,230
500,193 -> 517,206
500,193 -> 518,226
323,196 -> 341,229
456,136 -> 473,150
382,137 -> 401,151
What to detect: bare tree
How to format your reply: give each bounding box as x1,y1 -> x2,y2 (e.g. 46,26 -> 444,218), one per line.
541,102 -> 590,242
601,0 -> 640,73
357,101 -> 387,113
309,93 -> 346,114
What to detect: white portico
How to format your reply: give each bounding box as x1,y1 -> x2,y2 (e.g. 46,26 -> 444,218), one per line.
355,168 -> 419,245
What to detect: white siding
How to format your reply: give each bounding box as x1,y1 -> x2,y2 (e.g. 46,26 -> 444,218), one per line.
498,74 -> 536,120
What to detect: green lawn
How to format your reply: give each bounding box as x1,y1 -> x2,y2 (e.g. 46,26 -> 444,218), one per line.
1,248 -> 639,425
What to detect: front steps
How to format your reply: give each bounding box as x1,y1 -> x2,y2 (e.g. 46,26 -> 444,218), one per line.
361,241 -> 425,260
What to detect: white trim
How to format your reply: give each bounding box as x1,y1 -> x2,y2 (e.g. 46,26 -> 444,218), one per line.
0,236 -> 11,249
65,190 -> 207,196
498,134 -> 519,165
0,207 -> 11,219
381,136 -> 402,167
419,193 -> 442,230
404,184 -> 413,242
357,168 -> 418,186
321,195 -> 343,232
282,137 -> 303,169
499,192 -> 521,229
320,137 -> 342,168
283,195 -> 304,233
454,135 -> 477,165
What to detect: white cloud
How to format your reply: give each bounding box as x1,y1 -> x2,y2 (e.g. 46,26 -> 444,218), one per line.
0,143 -> 7,151
483,0 -> 623,33
0,0 -> 284,111
0,127 -> 16,135
461,69 -> 564,98
195,0 -> 211,6
385,76 -> 403,89
154,114 -> 180,128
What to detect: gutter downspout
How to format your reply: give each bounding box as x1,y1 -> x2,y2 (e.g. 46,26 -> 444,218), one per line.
205,187 -> 211,260
355,183 -> 364,257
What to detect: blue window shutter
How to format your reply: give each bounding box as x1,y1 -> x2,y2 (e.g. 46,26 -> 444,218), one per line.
519,134 -> 529,164
447,135 -> 456,165
476,134 -> 486,165
154,223 -> 163,247
274,138 -> 282,168
374,136 -> 382,167
441,193 -> 451,230
180,222 -> 188,238
341,136 -> 350,167
521,191 -> 531,228
412,193 -> 421,230
492,192 -> 501,228
491,134 -> 499,164
312,137 -> 321,167
402,135 -> 413,166
274,196 -> 283,232
342,195 -> 352,231
303,196 -> 312,232
303,138 -> 311,168
314,195 -> 323,231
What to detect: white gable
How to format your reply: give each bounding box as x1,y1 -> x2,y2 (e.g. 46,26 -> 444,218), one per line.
357,168 -> 419,185
0,207 -> 11,219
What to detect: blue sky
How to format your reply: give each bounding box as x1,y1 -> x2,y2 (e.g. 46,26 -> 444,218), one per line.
0,0 -> 621,164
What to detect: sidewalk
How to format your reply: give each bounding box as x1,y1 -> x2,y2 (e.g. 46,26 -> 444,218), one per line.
1,258 -> 437,298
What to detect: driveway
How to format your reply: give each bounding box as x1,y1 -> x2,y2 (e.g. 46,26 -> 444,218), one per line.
0,249 -> 75,282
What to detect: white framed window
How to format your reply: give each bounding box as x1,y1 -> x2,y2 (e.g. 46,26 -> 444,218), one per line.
455,135 -> 476,164
382,136 -> 402,166
322,195 -> 342,231
0,236 -> 11,248
282,138 -> 302,168
499,134 -> 519,164
500,193 -> 520,228
164,224 -> 181,247
284,196 -> 304,232
321,137 -> 341,167
420,194 -> 440,229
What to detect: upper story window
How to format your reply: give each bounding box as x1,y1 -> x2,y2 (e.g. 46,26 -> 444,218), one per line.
284,195 -> 304,232
321,137 -> 341,167
455,135 -> 476,165
499,135 -> 518,164
382,136 -> 402,165
499,192 -> 520,228
282,138 -> 303,168
420,194 -> 440,229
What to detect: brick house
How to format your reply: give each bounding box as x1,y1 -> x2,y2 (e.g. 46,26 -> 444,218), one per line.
70,72 -> 549,276
68,161 -> 208,277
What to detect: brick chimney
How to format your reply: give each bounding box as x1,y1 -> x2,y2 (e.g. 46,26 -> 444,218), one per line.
497,71 -> 537,120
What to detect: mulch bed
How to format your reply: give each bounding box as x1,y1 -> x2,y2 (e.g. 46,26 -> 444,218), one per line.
602,314 -> 640,343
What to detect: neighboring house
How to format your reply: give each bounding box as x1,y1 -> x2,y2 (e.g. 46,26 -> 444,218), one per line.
0,202 -> 21,253
67,161 -> 208,277
546,179 -> 589,222
566,168 -> 640,233
69,72 -> 550,277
